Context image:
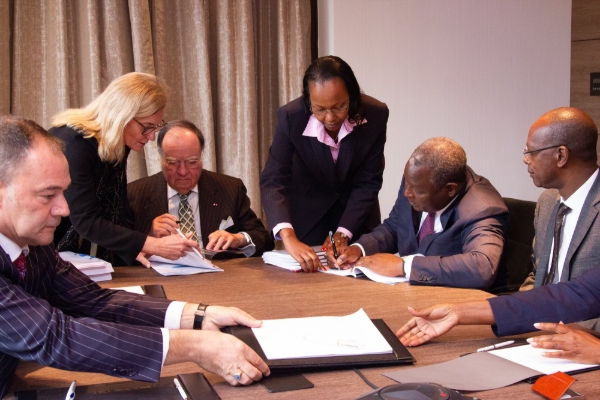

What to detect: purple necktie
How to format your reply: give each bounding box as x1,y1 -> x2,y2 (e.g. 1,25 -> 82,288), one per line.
14,252 -> 26,278
418,212 -> 436,244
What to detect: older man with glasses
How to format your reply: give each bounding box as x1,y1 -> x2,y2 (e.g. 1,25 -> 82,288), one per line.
520,108 -> 600,306
128,120 -> 273,262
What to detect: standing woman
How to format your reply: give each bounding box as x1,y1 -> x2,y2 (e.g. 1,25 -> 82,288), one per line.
51,72 -> 197,266
260,56 -> 389,272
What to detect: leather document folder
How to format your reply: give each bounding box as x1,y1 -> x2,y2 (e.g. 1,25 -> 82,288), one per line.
224,319 -> 415,372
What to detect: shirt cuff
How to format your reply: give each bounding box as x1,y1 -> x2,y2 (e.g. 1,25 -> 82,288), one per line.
160,327 -> 170,368
351,243 -> 366,257
336,227 -> 353,240
402,254 -> 423,279
238,232 -> 256,257
273,223 -> 293,240
164,301 -> 187,329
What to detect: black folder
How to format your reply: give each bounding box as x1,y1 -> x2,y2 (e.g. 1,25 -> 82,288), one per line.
224,319 -> 415,372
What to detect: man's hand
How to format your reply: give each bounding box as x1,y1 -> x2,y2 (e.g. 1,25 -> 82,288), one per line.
151,214 -> 179,237
355,253 -> 405,277
143,233 -> 199,261
202,306 -> 262,331
396,305 -> 459,346
326,245 -> 361,270
206,230 -> 247,251
528,322 -> 600,365
166,330 -> 270,386
279,228 -> 323,272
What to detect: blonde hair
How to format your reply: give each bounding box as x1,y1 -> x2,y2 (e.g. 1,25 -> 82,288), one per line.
52,72 -> 170,163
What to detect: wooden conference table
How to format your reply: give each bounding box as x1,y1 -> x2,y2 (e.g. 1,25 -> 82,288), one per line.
9,257 -> 600,399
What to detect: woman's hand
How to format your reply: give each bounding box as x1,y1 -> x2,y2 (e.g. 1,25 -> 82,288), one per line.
279,228 -> 323,272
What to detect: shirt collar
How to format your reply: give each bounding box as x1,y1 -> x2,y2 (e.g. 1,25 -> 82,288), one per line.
168,184 -> 199,200
0,231 -> 29,262
562,168 -> 599,211
302,115 -> 364,146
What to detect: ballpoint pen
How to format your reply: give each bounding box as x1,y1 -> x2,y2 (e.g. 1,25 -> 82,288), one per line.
174,378 -> 188,400
65,380 -> 76,400
476,340 -> 515,352
329,231 -> 339,258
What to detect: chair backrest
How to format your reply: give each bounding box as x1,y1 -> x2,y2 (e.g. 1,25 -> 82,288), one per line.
488,197 -> 536,294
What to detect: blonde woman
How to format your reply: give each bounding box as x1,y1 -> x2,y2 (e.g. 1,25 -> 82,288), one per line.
51,72 -> 198,266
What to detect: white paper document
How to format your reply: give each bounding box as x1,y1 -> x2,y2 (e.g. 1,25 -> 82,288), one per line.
251,309 -> 392,360
489,344 -> 599,375
262,246 -> 327,271
59,251 -> 114,281
321,266 -> 409,285
110,286 -> 145,295
148,250 -> 222,276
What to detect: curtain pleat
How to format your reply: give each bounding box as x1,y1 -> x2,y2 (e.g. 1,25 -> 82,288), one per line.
3,0 -> 311,217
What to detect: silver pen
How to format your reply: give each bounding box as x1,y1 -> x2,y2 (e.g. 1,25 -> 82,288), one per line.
476,340 -> 515,352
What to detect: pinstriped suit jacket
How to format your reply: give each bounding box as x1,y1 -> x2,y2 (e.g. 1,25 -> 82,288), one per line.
522,170 -> 600,289
127,171 -> 274,255
0,244 -> 172,397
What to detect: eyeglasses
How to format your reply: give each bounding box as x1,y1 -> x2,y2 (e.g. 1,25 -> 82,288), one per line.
310,103 -> 349,117
522,145 -> 564,156
163,157 -> 202,170
133,118 -> 166,136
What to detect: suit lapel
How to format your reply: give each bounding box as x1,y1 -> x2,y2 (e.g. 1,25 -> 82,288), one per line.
197,172 -> 219,246
334,125 -> 360,186
308,136 -> 336,188
561,173 -> 600,281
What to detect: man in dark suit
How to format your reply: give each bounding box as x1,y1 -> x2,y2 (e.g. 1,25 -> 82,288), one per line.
0,116 -> 269,397
128,120 -> 273,260
396,264 -> 600,366
520,107 -> 600,290
329,137 -> 508,290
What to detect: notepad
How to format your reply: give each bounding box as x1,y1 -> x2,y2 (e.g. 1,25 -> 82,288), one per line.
59,251 -> 114,282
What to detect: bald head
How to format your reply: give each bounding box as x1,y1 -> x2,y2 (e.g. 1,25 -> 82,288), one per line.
408,137 -> 467,187
530,107 -> 598,164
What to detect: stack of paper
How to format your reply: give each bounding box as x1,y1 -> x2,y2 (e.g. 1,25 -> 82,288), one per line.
322,266 -> 409,285
262,246 -> 327,271
148,248 -> 223,276
59,251 -> 114,282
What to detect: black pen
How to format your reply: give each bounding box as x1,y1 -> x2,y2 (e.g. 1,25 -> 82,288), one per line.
329,231 -> 339,258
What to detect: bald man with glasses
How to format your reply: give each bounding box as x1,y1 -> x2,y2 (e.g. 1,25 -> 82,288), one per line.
520,108 -> 600,301
128,120 -> 273,261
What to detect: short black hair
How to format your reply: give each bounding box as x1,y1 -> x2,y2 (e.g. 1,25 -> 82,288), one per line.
0,115 -> 65,184
157,120 -> 205,153
409,137 -> 467,188
302,55 -> 364,124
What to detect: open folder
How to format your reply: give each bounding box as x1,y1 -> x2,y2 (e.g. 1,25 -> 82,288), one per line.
223,309 -> 415,372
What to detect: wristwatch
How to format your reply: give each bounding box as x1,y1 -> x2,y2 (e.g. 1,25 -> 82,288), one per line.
193,303 -> 209,330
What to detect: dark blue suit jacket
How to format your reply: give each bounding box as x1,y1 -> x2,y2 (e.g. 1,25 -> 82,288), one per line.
489,264 -> 600,337
357,167 -> 508,289
0,245 -> 172,397
260,95 -> 388,245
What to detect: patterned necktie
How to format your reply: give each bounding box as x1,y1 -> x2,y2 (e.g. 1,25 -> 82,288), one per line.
418,212 -> 436,244
178,192 -> 199,242
544,203 -> 571,285
14,252 -> 26,278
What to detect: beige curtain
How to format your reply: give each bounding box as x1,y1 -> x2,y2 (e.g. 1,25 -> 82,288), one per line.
0,0 -> 311,217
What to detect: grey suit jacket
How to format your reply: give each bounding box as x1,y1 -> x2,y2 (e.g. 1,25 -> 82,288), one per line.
128,171 -> 274,255
356,167 -> 508,289
522,170 -> 600,289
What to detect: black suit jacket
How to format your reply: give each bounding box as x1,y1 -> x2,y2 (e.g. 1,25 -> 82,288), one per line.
260,95 -> 388,245
357,167 -> 508,289
0,244 -> 172,397
127,171 -> 274,255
